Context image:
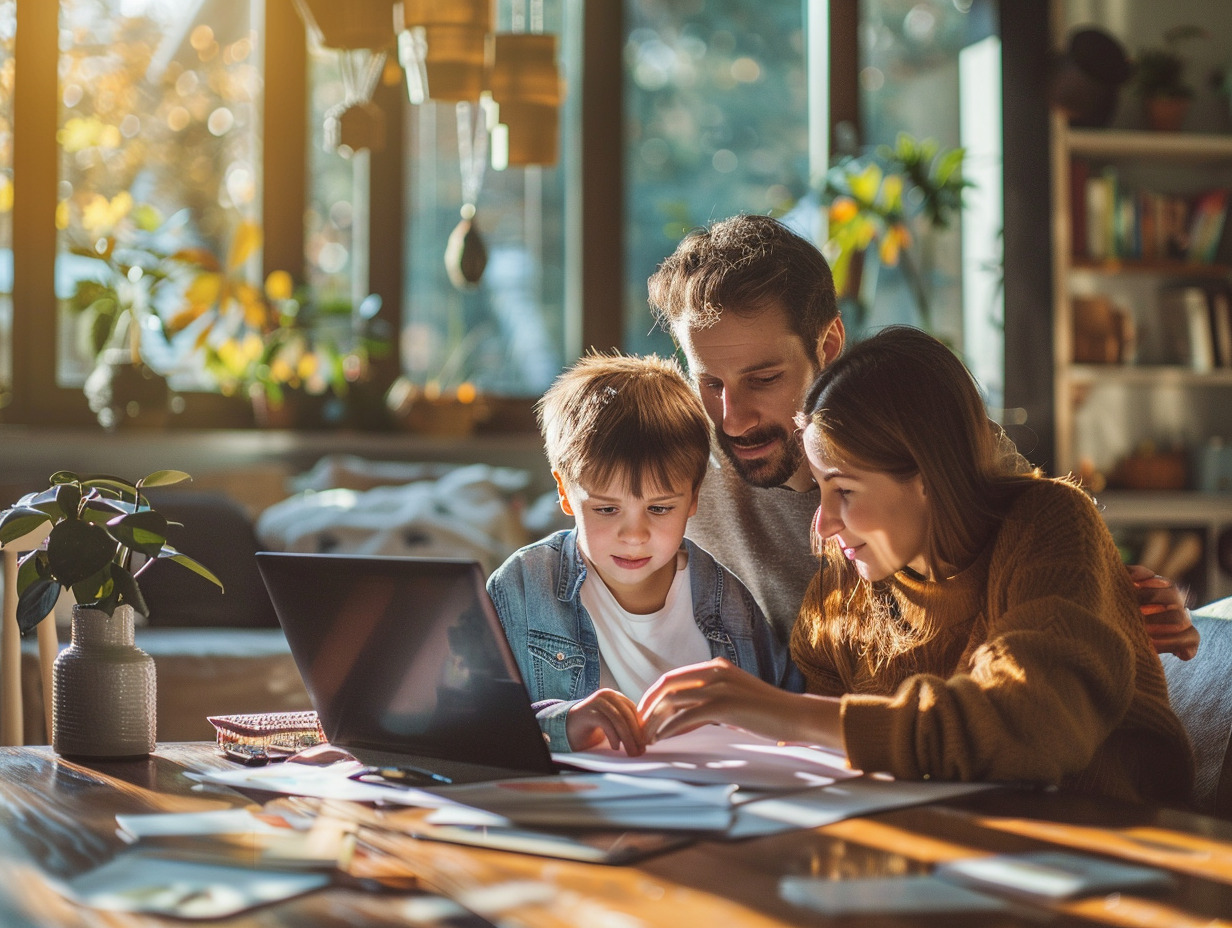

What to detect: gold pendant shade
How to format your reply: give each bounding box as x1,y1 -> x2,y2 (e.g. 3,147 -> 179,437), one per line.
490,33 -> 560,167
295,0 -> 562,166
398,0 -> 493,104
294,0 -> 397,51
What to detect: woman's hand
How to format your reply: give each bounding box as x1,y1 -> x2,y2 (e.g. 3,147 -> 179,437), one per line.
565,688 -> 645,755
1127,564 -> 1200,661
637,657 -> 844,750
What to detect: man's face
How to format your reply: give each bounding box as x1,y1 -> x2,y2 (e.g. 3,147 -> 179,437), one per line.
674,301 -> 823,490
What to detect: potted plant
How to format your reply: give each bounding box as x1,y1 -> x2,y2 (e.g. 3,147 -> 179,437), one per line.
167,222 -> 391,428
0,469 -> 223,758
1132,25 -> 1208,131
64,201 -> 206,429
819,132 -> 969,332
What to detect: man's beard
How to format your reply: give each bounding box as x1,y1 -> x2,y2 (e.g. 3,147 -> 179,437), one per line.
716,425 -> 804,489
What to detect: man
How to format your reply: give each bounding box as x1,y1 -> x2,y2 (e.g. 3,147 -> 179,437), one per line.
647,214 -> 1199,657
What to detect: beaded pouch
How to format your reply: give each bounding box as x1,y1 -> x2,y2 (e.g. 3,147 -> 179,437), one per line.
207,710 -> 327,760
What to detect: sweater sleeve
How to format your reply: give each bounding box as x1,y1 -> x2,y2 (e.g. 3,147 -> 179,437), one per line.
841,481 -> 1142,786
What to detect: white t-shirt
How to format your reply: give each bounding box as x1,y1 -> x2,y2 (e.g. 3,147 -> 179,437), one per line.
579,549 -> 710,700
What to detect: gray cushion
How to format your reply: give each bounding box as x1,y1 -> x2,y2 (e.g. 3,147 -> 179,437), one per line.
1163,598 -> 1232,817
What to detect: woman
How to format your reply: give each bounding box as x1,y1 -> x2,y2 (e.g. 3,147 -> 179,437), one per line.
639,326 -> 1193,805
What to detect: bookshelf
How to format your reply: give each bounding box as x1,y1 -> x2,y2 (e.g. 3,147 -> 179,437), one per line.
1050,5 -> 1232,604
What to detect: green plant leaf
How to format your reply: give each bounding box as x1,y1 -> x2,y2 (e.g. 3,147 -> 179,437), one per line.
71,564 -> 114,607
108,564 -> 149,617
45,519 -> 117,587
80,475 -> 141,499
16,579 -> 61,635
16,548 -> 49,593
80,498 -> 131,523
0,507 -> 52,545
157,548 -> 226,591
54,483 -> 82,519
49,471 -> 81,485
108,509 -> 168,557
935,147 -> 965,185
138,470 -> 192,488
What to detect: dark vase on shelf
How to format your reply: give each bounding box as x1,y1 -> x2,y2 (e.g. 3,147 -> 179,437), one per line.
1143,96 -> 1191,131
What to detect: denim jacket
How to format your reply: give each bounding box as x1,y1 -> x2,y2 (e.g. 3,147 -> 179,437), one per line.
487,528 -> 803,751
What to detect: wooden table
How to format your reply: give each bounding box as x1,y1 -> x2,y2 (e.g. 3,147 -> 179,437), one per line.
2,743 -> 1230,927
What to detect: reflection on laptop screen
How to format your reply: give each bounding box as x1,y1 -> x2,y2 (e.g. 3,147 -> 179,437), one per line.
256,552 -> 556,780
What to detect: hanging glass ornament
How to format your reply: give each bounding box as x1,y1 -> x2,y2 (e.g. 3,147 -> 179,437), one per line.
324,99 -> 386,156
319,42 -> 388,156
445,203 -> 488,291
444,100 -> 490,290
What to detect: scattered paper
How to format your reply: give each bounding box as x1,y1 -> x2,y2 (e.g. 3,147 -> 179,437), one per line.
780,875 -> 1015,917
558,725 -> 857,790
730,778 -> 996,838
424,773 -> 735,831
189,760 -> 453,807
62,852 -> 329,919
935,850 -> 1176,901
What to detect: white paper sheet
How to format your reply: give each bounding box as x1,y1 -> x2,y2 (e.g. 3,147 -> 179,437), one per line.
557,725 -> 858,790
730,778 -> 997,838
190,761 -> 453,807
424,773 -> 736,831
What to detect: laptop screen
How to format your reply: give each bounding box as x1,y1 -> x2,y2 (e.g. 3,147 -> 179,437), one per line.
255,552 -> 556,778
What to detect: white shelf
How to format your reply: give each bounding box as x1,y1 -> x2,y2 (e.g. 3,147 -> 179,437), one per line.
1066,365 -> 1232,387
1065,128 -> 1232,163
1095,490 -> 1232,525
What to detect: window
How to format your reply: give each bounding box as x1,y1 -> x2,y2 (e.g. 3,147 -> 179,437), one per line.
401,0 -> 572,400
53,0 -> 263,392
623,1 -> 814,357
4,0 -> 300,426
0,1 -> 12,405
0,2 -> 858,426
856,0 -> 1004,408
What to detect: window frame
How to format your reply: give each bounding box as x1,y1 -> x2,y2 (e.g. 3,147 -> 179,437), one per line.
4,0 -> 855,431
6,0 -> 316,427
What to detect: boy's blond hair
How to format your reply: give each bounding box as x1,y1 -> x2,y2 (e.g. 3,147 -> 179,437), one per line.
536,352 -> 711,497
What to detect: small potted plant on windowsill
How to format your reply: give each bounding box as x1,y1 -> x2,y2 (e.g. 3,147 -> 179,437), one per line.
0,470 -> 223,759
1132,25 -> 1208,131
168,222 -> 392,429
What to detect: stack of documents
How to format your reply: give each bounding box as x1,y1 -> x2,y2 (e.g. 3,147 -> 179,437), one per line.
423,773 -> 736,832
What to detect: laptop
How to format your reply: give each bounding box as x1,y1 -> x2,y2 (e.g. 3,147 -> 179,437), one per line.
255,551 -> 559,784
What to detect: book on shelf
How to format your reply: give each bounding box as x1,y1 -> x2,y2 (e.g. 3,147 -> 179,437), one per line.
1153,285 -> 1216,371
1069,157 -> 1089,260
1209,284 -> 1232,368
1187,189 -> 1229,265
1073,162 -> 1226,265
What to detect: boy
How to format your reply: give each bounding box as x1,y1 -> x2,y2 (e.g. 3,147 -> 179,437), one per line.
487,352 -> 798,756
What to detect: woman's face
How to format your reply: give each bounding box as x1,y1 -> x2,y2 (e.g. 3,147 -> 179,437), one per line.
803,422 -> 931,582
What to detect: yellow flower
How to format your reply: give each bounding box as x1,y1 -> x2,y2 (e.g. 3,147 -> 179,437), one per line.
828,197 -> 858,224
265,269 -> 294,301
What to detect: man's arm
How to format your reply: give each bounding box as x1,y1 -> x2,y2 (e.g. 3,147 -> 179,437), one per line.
1127,564 -> 1199,660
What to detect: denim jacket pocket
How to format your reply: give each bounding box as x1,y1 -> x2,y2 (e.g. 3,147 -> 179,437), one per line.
527,633 -> 589,701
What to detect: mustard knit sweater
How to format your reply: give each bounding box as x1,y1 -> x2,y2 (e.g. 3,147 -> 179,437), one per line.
790,478 -> 1194,805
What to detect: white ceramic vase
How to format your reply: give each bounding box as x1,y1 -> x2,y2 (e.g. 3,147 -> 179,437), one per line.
52,604 -> 156,758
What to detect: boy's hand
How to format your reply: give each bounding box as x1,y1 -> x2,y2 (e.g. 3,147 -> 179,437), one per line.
1127,563 -> 1199,661
565,688 -> 646,756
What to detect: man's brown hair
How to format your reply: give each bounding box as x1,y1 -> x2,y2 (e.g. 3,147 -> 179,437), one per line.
537,352 -> 711,497
647,214 -> 839,347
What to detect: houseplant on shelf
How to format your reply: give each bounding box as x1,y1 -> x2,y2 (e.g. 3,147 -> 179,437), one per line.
0,470 -> 223,758
63,199 -> 206,429
819,132 -> 969,332
167,221 -> 391,428
1132,25 -> 1208,131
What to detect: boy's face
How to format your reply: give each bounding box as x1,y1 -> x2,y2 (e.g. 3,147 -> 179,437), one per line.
555,471 -> 699,615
